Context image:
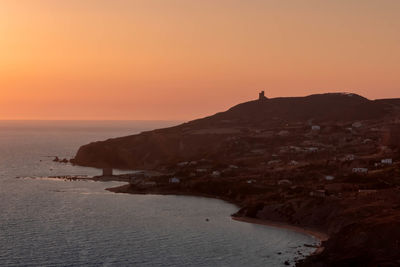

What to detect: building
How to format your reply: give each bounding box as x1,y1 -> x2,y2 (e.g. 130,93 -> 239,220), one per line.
311,125 -> 321,131
310,190 -> 326,198
352,168 -> 369,174
306,147 -> 319,153
325,175 -> 335,181
258,91 -> 267,100
381,159 -> 393,165
342,154 -> 355,161
169,177 -> 180,183
211,171 -> 221,178
102,168 -> 113,176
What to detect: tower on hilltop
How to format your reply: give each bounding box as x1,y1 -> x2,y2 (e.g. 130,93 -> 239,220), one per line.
259,91 -> 267,100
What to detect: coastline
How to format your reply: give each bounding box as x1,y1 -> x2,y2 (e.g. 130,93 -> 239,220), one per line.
105,183 -> 330,259
26,175 -> 330,260
231,216 -> 328,256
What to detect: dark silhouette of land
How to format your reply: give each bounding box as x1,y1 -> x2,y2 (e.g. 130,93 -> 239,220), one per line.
72,92 -> 400,266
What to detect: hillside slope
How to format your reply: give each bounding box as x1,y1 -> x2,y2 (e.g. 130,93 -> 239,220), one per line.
72,93 -> 395,169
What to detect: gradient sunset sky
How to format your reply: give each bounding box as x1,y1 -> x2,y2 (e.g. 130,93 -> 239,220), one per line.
1,0 -> 399,120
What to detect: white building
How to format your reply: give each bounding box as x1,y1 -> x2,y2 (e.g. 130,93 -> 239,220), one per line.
211,171 -> 221,178
169,177 -> 180,183
352,122 -> 363,128
311,125 -> 321,131
381,159 -> 393,165
325,175 -> 335,181
343,154 -> 355,161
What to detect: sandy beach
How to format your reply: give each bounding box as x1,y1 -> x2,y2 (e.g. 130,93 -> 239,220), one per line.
232,216 -> 329,255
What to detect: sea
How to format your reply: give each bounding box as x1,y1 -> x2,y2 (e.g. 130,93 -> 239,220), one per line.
0,120 -> 317,267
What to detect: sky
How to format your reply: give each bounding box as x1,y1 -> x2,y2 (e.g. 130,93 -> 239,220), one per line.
0,0 -> 399,120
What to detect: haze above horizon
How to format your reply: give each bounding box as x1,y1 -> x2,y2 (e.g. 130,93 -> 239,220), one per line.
1,0 -> 399,120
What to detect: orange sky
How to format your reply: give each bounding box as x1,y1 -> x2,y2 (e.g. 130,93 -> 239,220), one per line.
0,0 -> 399,120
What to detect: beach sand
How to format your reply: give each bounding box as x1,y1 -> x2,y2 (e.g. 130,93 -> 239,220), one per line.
232,216 -> 329,255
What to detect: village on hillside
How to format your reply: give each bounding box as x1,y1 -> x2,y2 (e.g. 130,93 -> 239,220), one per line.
104,93 -> 400,206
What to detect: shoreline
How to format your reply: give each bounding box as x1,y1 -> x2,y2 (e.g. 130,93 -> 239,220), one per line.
105,183 -> 330,258
231,216 -> 329,256
34,176 -> 330,262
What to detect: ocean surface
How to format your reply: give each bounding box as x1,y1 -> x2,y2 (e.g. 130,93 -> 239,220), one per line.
0,120 -> 317,266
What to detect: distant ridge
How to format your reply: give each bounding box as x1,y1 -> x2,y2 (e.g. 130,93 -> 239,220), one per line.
210,92 -> 383,122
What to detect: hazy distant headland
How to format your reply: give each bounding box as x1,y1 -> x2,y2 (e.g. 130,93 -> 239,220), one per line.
71,92 -> 400,266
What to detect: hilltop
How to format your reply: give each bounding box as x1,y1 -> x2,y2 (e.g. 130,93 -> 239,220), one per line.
72,92 -> 400,169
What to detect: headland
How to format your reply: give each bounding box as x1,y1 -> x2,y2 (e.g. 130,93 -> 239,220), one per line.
70,92 -> 400,266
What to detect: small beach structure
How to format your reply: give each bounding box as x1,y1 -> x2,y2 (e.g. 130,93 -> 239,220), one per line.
102,168 -> 113,176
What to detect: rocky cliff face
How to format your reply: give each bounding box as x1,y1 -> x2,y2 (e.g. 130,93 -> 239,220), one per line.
72,93 -> 398,169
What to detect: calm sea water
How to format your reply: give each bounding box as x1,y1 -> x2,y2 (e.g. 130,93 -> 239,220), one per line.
0,120 -> 317,267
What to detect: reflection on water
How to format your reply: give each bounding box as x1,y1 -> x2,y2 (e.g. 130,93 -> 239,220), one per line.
0,121 -> 317,266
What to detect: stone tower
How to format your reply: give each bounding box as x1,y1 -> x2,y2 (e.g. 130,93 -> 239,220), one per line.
259,91 -> 267,100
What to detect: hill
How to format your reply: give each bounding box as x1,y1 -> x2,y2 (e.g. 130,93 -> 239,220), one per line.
72,93 -> 398,169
